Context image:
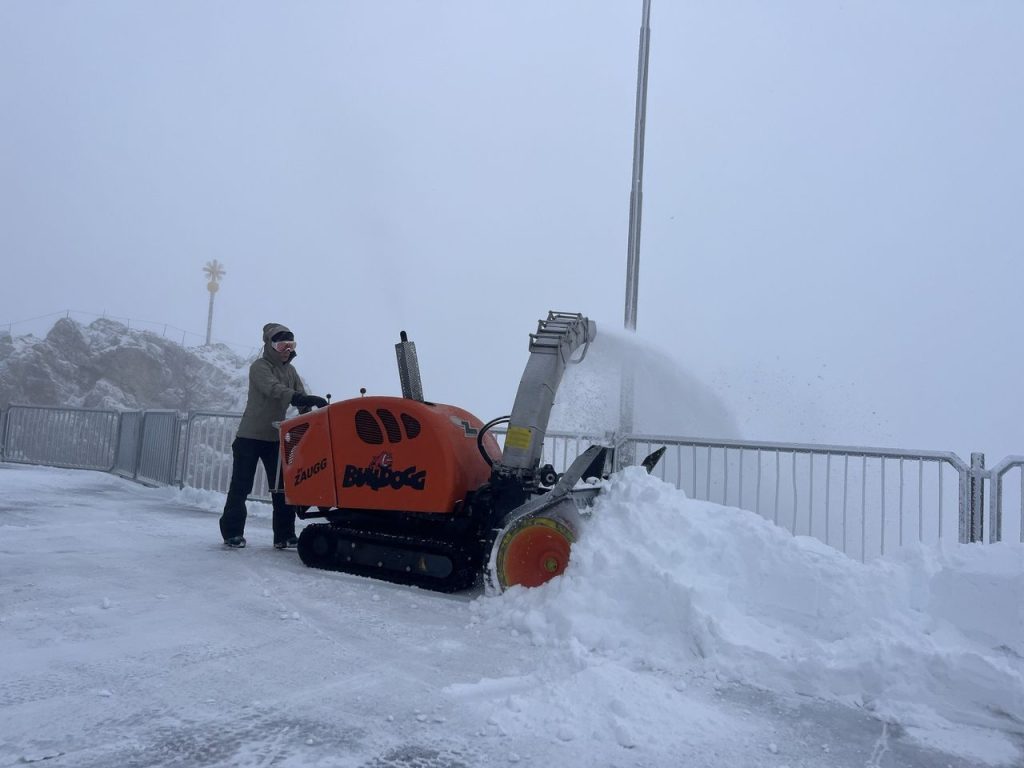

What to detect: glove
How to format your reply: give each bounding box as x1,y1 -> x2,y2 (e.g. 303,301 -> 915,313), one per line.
291,393 -> 328,409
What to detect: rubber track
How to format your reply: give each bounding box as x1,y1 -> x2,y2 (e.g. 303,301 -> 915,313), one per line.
297,522 -> 480,593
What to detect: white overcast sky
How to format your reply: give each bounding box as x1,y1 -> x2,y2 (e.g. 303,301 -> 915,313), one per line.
1,2 -> 1022,459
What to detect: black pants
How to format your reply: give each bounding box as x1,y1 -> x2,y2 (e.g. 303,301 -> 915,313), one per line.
219,437 -> 296,544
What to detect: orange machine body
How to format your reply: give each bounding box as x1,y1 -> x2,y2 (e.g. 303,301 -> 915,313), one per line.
279,396 -> 501,515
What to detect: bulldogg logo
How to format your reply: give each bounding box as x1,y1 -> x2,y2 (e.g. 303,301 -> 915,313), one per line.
343,450 -> 427,492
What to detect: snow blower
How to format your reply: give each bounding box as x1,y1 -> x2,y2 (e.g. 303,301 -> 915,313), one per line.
276,311 -> 664,593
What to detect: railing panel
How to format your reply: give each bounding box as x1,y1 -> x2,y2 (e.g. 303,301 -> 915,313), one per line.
113,411 -> 143,478
1,405 -> 120,471
181,412 -> 269,501
621,435 -> 968,561
489,428 -> 609,475
136,411 -> 181,486
988,457 -> 1024,544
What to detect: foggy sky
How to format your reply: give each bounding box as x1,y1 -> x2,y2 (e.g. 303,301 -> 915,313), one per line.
2,1 -> 1022,461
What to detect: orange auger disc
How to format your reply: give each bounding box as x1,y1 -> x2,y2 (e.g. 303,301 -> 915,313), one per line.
492,513 -> 576,590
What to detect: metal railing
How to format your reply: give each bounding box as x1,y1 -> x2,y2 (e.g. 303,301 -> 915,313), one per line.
489,427 -> 611,475
0,403 -> 1019,558
113,411 -> 144,477
136,410 -> 182,486
620,434 -> 969,561
0,405 -> 121,471
987,456 -> 1024,543
180,411 -> 270,500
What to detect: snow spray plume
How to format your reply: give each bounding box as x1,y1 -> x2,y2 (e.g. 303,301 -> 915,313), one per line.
549,329 -> 740,440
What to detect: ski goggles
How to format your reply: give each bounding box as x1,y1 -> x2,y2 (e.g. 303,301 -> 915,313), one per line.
272,340 -> 296,352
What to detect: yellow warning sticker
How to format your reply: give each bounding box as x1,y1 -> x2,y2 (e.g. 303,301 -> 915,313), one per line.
504,426 -> 533,451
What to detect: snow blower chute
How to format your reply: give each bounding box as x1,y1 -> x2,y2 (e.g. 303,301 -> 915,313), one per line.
277,311 -> 664,593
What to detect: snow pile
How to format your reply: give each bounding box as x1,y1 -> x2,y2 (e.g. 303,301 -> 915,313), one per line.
472,467 -> 1024,764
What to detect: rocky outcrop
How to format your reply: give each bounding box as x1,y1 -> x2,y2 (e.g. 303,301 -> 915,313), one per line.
0,318 -> 249,413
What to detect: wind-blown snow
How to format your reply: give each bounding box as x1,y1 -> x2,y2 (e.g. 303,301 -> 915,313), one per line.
549,331 -> 741,440
1,462 -> 1021,767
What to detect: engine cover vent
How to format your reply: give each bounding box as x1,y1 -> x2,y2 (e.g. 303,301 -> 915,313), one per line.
355,409 -> 384,444
376,409 -> 403,443
401,413 -> 421,439
283,422 -> 310,465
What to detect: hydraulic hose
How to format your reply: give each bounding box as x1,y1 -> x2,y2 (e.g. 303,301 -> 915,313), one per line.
477,415 -> 510,467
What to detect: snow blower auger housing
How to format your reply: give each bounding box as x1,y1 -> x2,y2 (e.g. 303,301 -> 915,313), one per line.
278,311 -> 665,593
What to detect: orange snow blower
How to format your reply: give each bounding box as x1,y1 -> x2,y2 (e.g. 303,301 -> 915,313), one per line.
277,312 -> 664,593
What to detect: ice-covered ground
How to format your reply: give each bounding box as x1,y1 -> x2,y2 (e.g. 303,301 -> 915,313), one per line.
1,462 -> 1021,768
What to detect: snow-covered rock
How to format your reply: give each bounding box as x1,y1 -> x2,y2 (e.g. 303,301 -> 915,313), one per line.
0,317 -> 249,412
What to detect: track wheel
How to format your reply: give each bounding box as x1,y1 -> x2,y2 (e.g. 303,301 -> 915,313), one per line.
490,512 -> 576,591
297,523 -> 337,570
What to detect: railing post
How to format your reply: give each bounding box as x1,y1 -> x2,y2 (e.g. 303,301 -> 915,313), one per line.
968,452 -> 986,543
132,412 -> 147,481
605,431 -> 619,474
180,412 -> 195,489
170,414 -> 186,487
989,464 -> 1003,544
615,433 -> 640,472
110,411 -> 125,474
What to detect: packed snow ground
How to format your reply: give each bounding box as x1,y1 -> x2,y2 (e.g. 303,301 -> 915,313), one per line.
1,462 -> 1021,768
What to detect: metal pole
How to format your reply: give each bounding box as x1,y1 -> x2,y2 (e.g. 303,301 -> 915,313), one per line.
203,260 -> 225,347
624,0 -> 652,332
969,452 -> 985,542
619,0 -> 652,466
205,291 -> 214,346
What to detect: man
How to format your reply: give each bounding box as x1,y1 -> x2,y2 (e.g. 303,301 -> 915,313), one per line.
219,322 -> 328,549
